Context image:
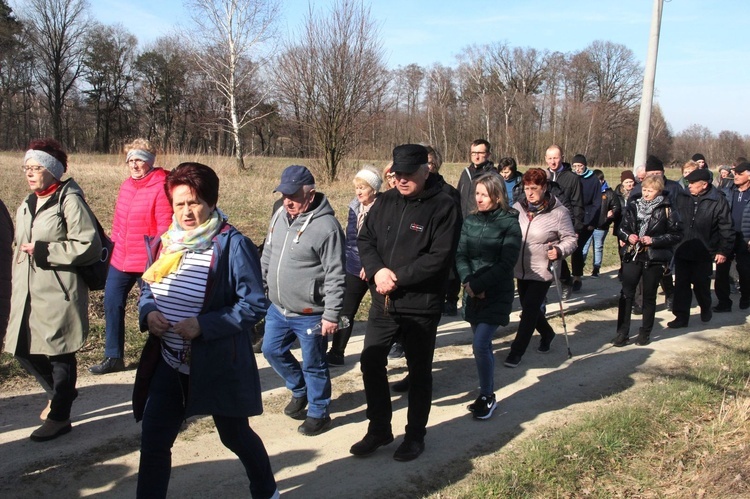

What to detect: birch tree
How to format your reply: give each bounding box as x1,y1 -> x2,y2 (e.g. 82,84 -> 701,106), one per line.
186,0 -> 278,170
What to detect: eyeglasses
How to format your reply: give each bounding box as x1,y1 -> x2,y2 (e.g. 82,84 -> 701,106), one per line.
21,165 -> 44,173
471,150 -> 488,156
127,159 -> 146,165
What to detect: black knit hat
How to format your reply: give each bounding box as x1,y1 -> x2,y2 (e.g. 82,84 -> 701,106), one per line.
685,169 -> 710,183
691,153 -> 706,162
391,144 -> 428,174
571,154 -> 587,166
645,155 -> 664,172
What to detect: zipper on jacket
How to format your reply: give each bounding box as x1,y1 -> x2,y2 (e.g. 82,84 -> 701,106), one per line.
387,200 -> 408,267
519,217 -> 533,281
52,269 -> 71,301
274,220 -> 294,310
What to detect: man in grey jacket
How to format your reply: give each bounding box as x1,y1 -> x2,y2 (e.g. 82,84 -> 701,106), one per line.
261,165 -> 346,436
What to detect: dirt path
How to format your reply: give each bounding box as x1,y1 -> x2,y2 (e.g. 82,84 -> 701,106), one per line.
1,270 -> 747,498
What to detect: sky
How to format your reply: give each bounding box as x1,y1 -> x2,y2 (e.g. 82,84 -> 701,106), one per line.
38,0 -> 750,136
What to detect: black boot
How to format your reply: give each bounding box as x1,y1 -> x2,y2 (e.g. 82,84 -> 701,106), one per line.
634,331 -> 651,346
612,333 -> 629,347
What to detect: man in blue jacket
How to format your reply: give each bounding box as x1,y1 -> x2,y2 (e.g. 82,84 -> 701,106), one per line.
570,154 -> 601,292
351,144 -> 460,462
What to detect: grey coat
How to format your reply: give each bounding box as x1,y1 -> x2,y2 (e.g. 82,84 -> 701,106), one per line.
5,179 -> 102,356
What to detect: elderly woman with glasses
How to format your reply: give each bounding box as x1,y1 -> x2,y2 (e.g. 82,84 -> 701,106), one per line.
88,138 -> 173,375
5,138 -> 103,441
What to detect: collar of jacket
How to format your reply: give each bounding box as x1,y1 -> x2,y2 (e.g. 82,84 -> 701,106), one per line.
468,161 -> 495,173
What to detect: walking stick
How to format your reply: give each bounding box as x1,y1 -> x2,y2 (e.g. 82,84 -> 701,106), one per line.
548,245 -> 573,358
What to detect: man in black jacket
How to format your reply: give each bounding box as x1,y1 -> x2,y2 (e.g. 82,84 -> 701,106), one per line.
715,162 -> 750,311
457,139 -> 497,218
546,145 -> 583,295
351,144 -> 460,462
667,169 -> 733,328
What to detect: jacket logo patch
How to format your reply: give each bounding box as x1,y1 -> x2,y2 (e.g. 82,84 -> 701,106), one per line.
410,223 -> 424,232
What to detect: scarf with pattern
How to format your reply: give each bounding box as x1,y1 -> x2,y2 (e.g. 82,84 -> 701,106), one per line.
142,208 -> 226,284
635,195 -> 663,237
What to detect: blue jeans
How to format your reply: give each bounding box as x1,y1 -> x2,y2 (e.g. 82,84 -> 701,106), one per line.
582,228 -> 608,269
471,323 -> 498,396
103,267 -> 142,358
138,357 -> 277,499
262,303 -> 331,418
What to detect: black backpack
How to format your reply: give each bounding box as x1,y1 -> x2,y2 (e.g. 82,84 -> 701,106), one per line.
57,192 -> 114,291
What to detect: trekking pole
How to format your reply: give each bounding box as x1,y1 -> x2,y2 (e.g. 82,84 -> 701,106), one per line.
548,245 -> 573,359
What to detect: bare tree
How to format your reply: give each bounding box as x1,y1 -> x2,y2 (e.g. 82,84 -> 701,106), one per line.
134,37 -> 192,150
82,23 -> 137,152
186,0 -> 279,170
275,0 -> 389,181
22,0 -> 89,142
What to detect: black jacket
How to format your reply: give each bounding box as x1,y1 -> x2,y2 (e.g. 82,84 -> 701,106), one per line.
674,184 -> 734,260
549,165 -> 584,231
618,193 -> 683,264
358,174 -> 460,315
457,161 -> 497,218
596,185 -> 621,230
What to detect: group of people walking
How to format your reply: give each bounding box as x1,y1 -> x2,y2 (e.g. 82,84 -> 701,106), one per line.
2,137 -> 750,498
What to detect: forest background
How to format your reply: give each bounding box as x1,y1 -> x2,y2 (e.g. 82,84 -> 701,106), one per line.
1,0 -> 749,182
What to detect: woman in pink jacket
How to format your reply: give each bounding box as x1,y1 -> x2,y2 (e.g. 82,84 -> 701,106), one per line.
89,139 -> 172,374
506,168 -> 577,368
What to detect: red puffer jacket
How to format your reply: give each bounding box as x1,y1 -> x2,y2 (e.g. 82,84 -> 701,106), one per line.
109,168 -> 172,273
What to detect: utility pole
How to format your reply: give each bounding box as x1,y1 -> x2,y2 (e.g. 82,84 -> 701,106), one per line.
633,0 -> 664,168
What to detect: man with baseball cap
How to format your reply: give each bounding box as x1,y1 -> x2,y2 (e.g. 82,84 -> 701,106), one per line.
351,144 -> 459,461
668,168 -> 733,328
261,165 -> 345,436
714,162 -> 750,311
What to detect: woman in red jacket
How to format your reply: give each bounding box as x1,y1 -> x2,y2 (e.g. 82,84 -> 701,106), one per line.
89,139 -> 173,374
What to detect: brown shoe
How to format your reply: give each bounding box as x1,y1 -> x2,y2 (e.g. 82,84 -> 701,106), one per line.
30,418 -> 72,442
40,400 -> 51,421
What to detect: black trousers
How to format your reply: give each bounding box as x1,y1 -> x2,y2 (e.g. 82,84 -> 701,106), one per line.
360,302 -> 439,443
672,258 -> 712,322
571,227 -> 595,277
329,273 -> 370,356
14,299 -> 77,422
715,235 -> 750,307
510,279 -> 554,357
617,260 -> 664,337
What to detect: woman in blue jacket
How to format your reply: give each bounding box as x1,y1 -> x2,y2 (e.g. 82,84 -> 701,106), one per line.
455,174 -> 521,420
133,163 -> 277,499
